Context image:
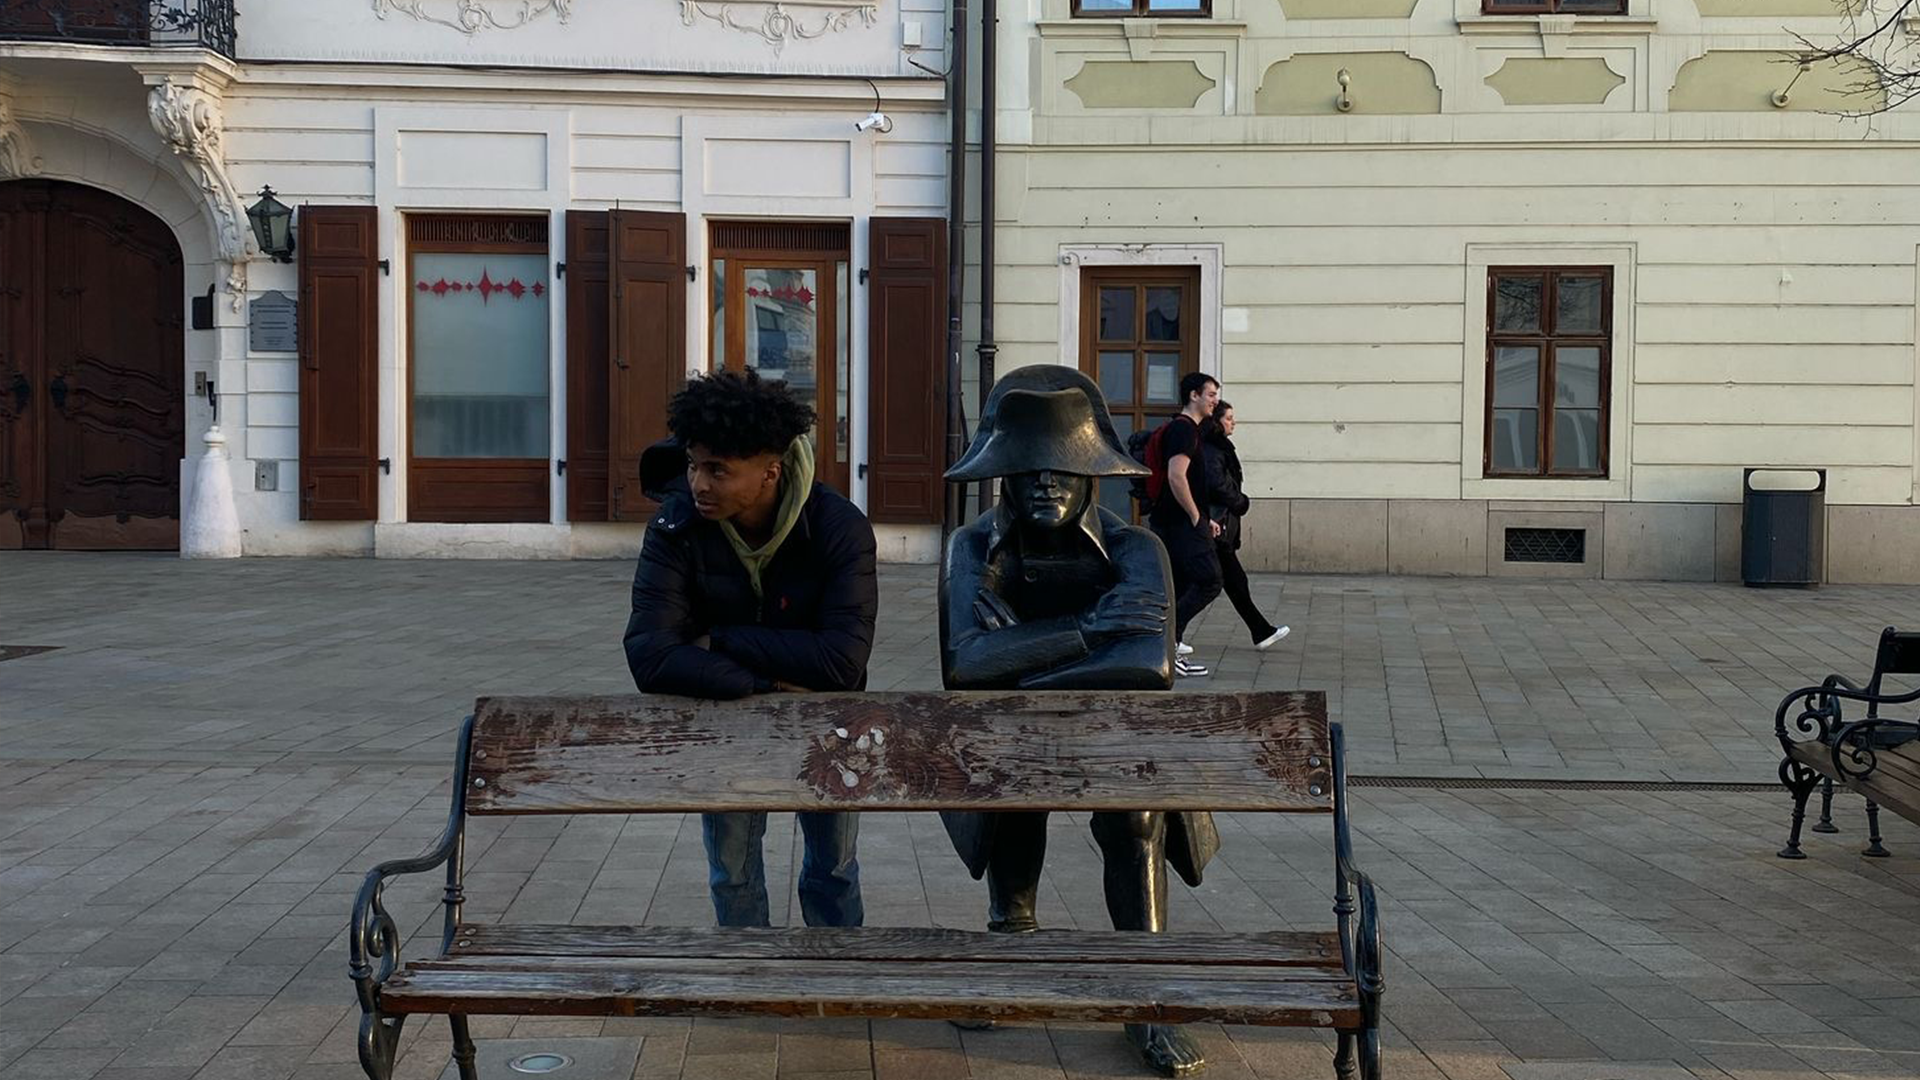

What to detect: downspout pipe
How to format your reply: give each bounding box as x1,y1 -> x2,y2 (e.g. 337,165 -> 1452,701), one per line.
944,0 -> 970,536
973,0 -> 997,518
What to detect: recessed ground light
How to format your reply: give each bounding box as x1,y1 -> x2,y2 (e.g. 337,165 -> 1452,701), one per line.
509,1052 -> 574,1074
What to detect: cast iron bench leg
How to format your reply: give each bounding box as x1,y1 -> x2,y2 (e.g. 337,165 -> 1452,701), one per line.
1864,801 -> 1891,857
1812,777 -> 1838,833
450,1016 -> 478,1079
1778,758 -> 1819,859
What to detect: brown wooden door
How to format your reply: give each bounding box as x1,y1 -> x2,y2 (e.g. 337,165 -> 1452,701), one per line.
0,180 -> 183,550
1077,267 -> 1199,524
865,217 -> 946,525
709,222 -> 851,496
609,210 -> 686,521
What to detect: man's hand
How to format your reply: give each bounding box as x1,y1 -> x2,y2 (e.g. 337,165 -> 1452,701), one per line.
1209,519 -> 1223,539
973,589 -> 1021,632
1079,589 -> 1165,643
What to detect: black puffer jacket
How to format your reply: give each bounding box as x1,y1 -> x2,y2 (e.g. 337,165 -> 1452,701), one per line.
622,439 -> 879,699
1202,428 -> 1252,551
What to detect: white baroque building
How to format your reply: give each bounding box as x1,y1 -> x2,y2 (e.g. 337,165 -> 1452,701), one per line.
978,0 -> 1920,582
1,0 -> 952,560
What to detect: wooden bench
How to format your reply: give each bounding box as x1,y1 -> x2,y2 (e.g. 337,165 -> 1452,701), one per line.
349,690 -> 1385,1080
1777,627 -> 1920,859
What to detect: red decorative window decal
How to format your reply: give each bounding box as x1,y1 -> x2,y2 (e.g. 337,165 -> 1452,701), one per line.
413,269 -> 548,303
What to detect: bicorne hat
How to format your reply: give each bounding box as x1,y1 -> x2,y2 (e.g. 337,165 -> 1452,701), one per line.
945,364 -> 1148,482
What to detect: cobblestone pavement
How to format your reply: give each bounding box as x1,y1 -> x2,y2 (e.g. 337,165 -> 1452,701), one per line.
2,554 -> 1918,1080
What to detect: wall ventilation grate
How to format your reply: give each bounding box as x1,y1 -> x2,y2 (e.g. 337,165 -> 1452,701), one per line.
1504,527 -> 1586,564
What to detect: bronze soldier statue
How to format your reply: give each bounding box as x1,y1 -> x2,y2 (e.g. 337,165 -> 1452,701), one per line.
939,364 -> 1220,1077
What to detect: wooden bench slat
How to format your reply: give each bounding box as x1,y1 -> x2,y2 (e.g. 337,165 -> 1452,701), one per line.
448,926 -> 1344,968
380,958 -> 1361,1028
1787,739 -> 1920,824
467,691 -> 1332,815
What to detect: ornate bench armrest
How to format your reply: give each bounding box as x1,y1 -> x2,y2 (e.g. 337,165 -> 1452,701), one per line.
1327,723 -> 1386,1022
349,716 -> 476,1016
1776,684 -> 1920,750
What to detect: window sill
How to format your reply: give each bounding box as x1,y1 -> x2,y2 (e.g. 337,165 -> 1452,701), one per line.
1038,17 -> 1247,37
1456,14 -> 1657,35
1463,476 -> 1627,501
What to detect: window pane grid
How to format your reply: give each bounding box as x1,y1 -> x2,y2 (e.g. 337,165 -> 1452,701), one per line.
1486,267 -> 1611,479
1073,0 -> 1210,17
1482,0 -> 1625,12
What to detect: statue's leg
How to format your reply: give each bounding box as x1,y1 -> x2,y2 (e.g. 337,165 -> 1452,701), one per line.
952,812 -> 1049,1032
1092,812 -> 1205,1078
987,811 -> 1048,934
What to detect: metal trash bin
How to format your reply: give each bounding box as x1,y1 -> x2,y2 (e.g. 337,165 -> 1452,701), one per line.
1742,468 -> 1825,587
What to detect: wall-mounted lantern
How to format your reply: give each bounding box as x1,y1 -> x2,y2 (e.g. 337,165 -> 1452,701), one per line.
246,186 -> 296,263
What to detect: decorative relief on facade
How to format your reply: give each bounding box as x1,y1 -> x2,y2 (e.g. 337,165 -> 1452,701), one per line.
373,0 -> 573,36
0,96 -> 42,180
1064,60 -> 1216,109
1255,52 -> 1440,115
1486,57 -> 1624,106
680,0 -> 879,53
1669,51 -> 1885,112
147,78 -> 254,310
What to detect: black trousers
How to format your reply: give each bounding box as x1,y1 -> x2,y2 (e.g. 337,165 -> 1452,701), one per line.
1152,517 -> 1221,641
1216,542 -> 1277,641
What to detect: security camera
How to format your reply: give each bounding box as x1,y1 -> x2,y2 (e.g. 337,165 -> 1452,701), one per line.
854,111 -> 894,134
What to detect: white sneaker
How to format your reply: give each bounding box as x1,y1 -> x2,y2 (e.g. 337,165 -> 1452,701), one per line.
1176,642 -> 1194,656
1255,626 -> 1291,650
1174,657 -> 1210,678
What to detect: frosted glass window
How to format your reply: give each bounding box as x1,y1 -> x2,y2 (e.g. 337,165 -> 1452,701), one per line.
412,252 -> 551,458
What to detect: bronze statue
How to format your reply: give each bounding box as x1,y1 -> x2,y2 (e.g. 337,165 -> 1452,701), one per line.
940,364 -> 1220,1077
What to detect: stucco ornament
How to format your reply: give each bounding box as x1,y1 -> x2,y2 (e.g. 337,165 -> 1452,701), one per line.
680,0 -> 878,53
374,0 -> 573,35
147,78 -> 254,311
0,95 -> 43,180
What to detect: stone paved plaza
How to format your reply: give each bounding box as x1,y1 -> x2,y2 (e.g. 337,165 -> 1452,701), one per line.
3,553 -> 1919,1080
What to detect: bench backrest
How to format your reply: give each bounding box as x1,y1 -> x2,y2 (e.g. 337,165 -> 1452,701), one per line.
463,690 -> 1331,816
1868,627 -> 1920,696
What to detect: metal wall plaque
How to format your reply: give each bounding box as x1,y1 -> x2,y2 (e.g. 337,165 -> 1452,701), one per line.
250,290 -> 299,353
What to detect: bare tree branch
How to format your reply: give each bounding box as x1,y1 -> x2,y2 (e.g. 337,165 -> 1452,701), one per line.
1789,0 -> 1920,114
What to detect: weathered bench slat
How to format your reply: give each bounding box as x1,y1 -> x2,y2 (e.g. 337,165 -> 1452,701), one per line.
448,925 -> 1344,968
467,691 -> 1331,815
380,958 -> 1361,1027
1787,739 -> 1920,824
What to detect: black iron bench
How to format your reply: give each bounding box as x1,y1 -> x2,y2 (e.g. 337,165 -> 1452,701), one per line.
1776,627 -> 1920,859
348,690 -> 1385,1080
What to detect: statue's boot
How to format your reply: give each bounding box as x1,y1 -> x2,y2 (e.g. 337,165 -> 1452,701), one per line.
1124,1024 -> 1207,1078
953,813 -> 1047,1031
1092,812 -> 1208,1078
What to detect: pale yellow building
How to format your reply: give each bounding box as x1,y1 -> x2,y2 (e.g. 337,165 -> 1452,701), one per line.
979,0 -> 1920,581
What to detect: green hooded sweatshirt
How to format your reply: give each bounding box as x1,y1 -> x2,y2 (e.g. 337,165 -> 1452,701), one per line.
718,435 -> 815,599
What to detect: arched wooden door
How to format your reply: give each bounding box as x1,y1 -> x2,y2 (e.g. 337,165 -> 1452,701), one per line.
0,180 -> 185,549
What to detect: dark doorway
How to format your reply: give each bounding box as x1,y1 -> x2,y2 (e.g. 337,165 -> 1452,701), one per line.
0,180 -> 185,549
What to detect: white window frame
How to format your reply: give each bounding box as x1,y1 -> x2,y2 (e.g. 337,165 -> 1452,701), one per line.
1058,243 -> 1222,382
1462,241 -> 1634,501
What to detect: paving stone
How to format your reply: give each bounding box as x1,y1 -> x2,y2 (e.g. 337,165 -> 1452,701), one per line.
7,559 -> 1920,1080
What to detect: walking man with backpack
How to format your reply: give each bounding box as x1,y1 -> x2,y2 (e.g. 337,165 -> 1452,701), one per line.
1143,372 -> 1223,677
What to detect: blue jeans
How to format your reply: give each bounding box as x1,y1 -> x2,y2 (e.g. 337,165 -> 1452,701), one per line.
700,811 -> 863,928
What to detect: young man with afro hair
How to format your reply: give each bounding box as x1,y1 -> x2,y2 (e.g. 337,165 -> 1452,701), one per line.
623,369 -> 878,928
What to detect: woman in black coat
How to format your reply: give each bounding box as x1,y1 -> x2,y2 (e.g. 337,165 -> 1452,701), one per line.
1202,400 -> 1289,649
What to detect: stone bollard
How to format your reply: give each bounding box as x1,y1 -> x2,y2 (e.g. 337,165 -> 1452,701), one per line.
181,425 -> 242,559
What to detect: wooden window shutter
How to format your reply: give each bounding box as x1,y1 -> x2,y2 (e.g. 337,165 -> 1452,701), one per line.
865,217 -> 947,524
564,211 -> 611,521
608,210 -> 686,521
298,205 -> 379,520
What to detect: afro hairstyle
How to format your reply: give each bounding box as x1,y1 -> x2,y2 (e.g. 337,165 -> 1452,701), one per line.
666,368 -> 817,460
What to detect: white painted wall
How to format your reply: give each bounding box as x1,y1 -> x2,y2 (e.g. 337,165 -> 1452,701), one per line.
234,0 -> 948,78
986,0 -> 1920,520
